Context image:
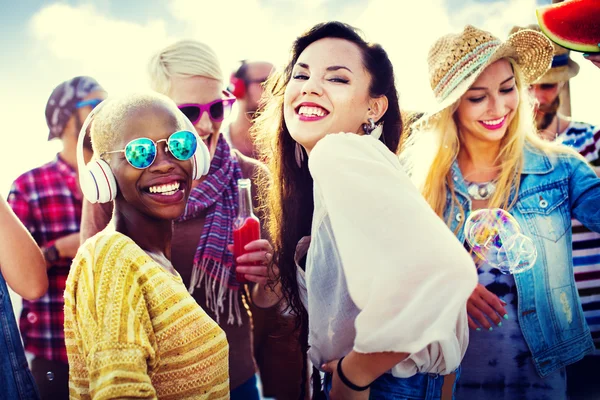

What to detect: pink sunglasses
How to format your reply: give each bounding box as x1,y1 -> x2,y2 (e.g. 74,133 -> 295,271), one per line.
177,91 -> 236,125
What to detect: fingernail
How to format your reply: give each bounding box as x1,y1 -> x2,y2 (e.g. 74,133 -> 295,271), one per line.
488,327 -> 493,331
583,53 -> 590,58
503,314 -> 509,320
497,322 -> 502,327
476,328 -> 481,331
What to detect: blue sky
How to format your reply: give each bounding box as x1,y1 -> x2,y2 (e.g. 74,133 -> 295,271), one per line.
0,0 -> 597,199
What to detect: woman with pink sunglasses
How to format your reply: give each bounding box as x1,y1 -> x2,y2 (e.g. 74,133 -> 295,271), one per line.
81,40 -> 304,399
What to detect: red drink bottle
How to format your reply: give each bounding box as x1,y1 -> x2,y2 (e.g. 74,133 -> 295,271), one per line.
233,178 -> 261,284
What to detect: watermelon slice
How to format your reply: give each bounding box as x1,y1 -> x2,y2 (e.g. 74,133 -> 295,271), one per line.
536,0 -> 600,53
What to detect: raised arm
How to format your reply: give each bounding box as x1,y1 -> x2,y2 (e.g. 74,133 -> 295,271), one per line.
0,196 -> 47,299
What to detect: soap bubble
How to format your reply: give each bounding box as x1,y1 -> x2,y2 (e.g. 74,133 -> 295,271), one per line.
464,208 -> 537,274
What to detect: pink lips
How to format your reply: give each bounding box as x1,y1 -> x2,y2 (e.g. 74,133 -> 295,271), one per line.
479,116 -> 507,130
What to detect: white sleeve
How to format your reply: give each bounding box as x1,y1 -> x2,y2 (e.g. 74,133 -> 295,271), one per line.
309,133 -> 477,355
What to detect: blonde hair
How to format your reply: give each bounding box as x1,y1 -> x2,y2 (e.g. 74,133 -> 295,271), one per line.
91,92 -> 187,160
400,59 -> 580,231
147,40 -> 223,96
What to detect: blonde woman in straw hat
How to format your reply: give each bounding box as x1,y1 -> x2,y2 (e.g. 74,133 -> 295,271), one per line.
400,25 -> 600,399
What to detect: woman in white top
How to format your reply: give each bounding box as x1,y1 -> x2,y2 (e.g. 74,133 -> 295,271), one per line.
253,21 -> 477,399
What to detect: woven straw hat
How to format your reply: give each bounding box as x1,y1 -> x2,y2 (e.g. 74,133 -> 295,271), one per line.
509,24 -> 579,84
419,25 -> 553,123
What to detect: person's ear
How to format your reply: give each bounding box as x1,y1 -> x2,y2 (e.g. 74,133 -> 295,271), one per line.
367,96 -> 388,123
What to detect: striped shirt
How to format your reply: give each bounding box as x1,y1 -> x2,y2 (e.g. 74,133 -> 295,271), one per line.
64,231 -> 229,399
558,121 -> 600,352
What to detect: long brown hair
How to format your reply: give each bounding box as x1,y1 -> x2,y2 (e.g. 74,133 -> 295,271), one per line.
253,22 -> 402,398
254,21 -> 402,320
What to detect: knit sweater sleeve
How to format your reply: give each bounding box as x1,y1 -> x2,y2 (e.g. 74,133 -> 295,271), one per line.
67,232 -> 158,399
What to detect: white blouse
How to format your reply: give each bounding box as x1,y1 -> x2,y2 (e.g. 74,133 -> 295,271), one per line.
298,133 -> 477,378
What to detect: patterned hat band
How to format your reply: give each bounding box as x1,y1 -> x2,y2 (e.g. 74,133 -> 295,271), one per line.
433,39 -> 501,101
551,53 -> 569,68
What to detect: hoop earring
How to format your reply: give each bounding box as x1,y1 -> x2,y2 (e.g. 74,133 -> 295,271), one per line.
295,142 -> 305,168
362,118 -> 376,135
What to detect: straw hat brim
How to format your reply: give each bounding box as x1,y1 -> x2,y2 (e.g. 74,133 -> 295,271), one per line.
416,29 -> 553,126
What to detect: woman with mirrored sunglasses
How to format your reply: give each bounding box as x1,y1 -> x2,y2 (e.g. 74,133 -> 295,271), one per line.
64,93 -> 230,399
80,40 -> 305,399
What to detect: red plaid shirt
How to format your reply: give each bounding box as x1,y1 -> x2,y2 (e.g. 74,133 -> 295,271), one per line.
8,155 -> 82,364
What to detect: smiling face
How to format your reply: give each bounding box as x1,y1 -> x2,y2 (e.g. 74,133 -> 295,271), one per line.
169,75 -> 222,160
283,37 -> 375,153
455,59 -> 519,145
109,102 -> 193,222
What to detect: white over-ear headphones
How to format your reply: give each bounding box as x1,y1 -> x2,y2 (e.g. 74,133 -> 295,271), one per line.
76,99 -> 211,204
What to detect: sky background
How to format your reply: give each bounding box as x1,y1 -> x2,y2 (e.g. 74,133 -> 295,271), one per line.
1,0 -> 598,199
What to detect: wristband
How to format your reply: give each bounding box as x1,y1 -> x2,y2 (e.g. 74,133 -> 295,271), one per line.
337,356 -> 370,392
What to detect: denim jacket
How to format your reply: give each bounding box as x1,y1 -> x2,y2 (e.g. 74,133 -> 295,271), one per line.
0,272 -> 40,399
444,145 -> 600,377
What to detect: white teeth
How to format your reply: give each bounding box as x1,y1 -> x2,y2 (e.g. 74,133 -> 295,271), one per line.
298,106 -> 327,117
149,182 -> 180,194
481,117 -> 505,126
199,134 -> 211,141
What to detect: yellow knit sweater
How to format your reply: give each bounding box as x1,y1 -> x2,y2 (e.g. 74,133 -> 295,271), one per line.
64,231 -> 229,399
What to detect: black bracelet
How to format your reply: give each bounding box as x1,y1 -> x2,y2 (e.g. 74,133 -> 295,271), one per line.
336,356 -> 371,391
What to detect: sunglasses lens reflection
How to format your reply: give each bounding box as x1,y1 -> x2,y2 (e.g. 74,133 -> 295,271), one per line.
168,130 -> 197,161
179,106 -> 201,124
209,101 -> 225,120
125,138 -> 156,169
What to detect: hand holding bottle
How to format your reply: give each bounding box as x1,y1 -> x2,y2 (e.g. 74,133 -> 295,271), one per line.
231,239 -> 276,285
233,178 -> 267,284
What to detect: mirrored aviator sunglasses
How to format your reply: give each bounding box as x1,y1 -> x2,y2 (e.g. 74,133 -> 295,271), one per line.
102,130 -> 197,169
177,91 -> 236,125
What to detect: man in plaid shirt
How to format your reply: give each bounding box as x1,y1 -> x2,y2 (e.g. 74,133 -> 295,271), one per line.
8,76 -> 106,399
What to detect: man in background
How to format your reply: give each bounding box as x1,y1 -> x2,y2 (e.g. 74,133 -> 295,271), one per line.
227,60 -> 274,158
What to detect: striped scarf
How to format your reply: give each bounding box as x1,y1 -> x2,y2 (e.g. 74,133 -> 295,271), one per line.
178,135 -> 243,325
